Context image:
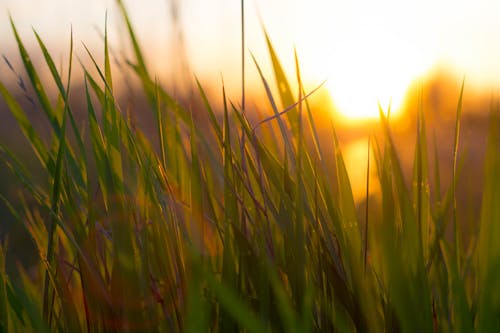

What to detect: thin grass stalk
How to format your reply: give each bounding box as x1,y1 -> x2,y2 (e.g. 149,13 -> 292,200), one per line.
294,49 -> 306,311
416,90 -> 423,248
452,79 -> 465,271
241,0 -> 245,113
239,0 -> 249,242
364,136 -> 370,272
42,29 -> 74,325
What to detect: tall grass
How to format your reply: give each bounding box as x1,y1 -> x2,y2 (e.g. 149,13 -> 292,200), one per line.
0,2 -> 499,332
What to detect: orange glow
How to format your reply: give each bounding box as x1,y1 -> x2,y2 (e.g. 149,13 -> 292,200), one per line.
318,2 -> 433,121
3,0 -> 500,112
342,138 -> 379,202
326,35 -> 425,121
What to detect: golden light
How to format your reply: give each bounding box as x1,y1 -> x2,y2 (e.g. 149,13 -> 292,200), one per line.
326,33 -> 423,120
342,138 -> 379,202
293,0 -> 435,121
325,14 -> 432,120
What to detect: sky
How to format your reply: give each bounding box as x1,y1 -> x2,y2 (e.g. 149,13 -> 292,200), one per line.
2,0 -> 500,119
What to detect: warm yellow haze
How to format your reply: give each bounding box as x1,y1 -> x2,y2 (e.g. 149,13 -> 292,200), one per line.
2,0 -> 500,120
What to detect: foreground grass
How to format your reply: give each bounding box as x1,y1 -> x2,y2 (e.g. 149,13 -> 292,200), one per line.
0,2 -> 500,332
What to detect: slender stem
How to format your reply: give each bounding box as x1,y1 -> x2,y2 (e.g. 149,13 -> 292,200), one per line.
241,0 -> 245,113
364,136 -> 370,272
240,0 -> 248,238
452,78 -> 465,270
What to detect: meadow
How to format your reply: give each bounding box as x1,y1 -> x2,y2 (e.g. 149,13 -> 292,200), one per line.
0,1 -> 499,332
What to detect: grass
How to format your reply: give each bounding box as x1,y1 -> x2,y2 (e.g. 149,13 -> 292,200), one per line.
0,2 -> 499,332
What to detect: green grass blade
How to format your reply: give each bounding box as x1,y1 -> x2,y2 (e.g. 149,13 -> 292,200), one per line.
42,99 -> 68,322
190,111 -> 205,252
251,53 -> 295,166
263,31 -> 299,134
10,17 -> 60,135
196,78 -> 223,145
440,241 -> 474,333
378,104 -> 433,332
0,81 -> 50,168
207,273 -> 268,333
0,241 -> 9,332
477,106 -> 500,332
412,89 -> 431,259
35,28 -> 87,179
116,0 -> 149,79
451,79 -> 465,271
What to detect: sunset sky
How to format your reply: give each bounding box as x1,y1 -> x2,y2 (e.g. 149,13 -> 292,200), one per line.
2,0 -> 500,119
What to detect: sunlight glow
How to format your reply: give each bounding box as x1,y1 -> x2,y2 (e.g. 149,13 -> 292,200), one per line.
326,33 -> 428,120
3,0 -> 500,118
319,1 -> 434,120
343,138 -> 379,202
290,1 -> 443,121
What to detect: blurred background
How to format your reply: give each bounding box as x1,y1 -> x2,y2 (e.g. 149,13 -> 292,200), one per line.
2,0 -> 500,113
1,0 -> 500,265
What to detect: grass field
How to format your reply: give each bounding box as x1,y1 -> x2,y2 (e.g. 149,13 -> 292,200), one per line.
1,1 -> 499,332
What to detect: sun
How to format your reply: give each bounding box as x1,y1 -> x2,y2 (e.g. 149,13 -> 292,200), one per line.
327,40 -> 420,119
326,30 -> 430,121
292,1 -> 434,121
323,3 -> 437,122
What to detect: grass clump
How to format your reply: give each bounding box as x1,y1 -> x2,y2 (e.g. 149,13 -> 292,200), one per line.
0,2 -> 499,332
